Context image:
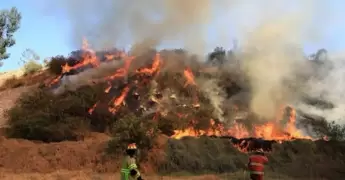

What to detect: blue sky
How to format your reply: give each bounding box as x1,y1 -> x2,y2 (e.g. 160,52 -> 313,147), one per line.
1,0 -> 345,71
1,1 -> 72,71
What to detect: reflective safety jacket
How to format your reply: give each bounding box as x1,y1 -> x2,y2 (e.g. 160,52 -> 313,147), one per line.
248,154 -> 268,175
121,155 -> 141,180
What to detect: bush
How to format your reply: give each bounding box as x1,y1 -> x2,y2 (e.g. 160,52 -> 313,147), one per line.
6,84 -> 107,142
326,121 -> 345,141
23,60 -> 42,75
106,113 -> 158,160
159,137 -> 345,179
160,137 -> 247,174
47,55 -> 79,75
0,75 -> 24,90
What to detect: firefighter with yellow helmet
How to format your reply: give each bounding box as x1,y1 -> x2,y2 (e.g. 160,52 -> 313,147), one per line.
121,143 -> 143,180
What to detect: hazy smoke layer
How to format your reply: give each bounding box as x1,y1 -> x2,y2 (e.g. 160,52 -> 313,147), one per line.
49,0 -> 213,55
298,52 -> 345,125
235,0 -> 326,120
41,0 -> 344,124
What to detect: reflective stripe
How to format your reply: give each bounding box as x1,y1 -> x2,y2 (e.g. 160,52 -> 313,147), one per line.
129,163 -> 138,169
121,168 -> 130,173
250,162 -> 263,166
121,169 -> 130,180
250,171 -> 264,175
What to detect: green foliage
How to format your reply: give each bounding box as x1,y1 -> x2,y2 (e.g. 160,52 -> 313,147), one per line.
6,84 -> 107,142
302,117 -> 345,141
326,121 -> 345,141
207,47 -> 227,66
23,60 -> 42,75
47,55 -> 79,75
0,7 -> 21,64
106,113 -> 158,159
160,137 -> 247,174
161,137 -> 345,179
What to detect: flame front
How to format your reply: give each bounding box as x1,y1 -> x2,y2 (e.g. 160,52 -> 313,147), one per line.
172,106 -> 311,141
47,39 -> 313,154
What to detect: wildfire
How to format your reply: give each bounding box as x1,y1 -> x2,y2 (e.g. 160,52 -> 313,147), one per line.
108,86 -> 130,114
183,67 -> 196,87
62,38 -> 99,74
47,38 -> 313,153
171,106 -> 312,141
136,53 -> 161,75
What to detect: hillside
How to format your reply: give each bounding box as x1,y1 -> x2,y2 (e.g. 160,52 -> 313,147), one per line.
0,87 -> 31,128
0,49 -> 343,180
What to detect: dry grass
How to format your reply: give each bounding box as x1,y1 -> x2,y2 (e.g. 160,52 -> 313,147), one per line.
0,170 -> 323,180
0,171 -> 220,180
0,69 -> 24,87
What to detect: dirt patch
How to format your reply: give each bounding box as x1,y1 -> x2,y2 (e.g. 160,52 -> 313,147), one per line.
0,170 -> 221,180
0,170 -> 318,180
0,133 -> 118,173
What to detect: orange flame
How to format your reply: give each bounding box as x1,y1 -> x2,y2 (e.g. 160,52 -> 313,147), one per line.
88,101 -> 99,115
108,86 -> 130,114
171,106 -> 311,141
105,56 -> 134,81
136,53 -> 161,75
62,39 -> 100,74
183,67 -> 196,87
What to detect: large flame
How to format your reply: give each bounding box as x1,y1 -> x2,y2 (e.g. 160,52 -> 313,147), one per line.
171,106 -> 311,141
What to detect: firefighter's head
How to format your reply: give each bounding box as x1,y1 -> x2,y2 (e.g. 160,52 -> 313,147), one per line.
126,143 -> 137,156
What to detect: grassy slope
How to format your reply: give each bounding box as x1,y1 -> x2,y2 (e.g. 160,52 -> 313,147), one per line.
0,70 -> 343,180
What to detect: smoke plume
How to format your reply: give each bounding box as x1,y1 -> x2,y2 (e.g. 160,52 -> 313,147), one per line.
41,0 -> 344,125
49,0 -> 213,55
233,1 -> 326,120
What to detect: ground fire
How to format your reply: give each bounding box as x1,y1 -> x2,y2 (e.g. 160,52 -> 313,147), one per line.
47,39 -> 317,153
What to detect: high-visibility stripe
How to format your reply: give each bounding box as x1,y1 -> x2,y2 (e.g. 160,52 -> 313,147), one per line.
250,171 -> 264,175
121,168 -> 130,173
121,171 -> 129,180
250,162 -> 263,166
129,163 -> 138,169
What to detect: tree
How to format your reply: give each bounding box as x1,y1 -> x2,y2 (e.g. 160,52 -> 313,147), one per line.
19,49 -> 42,75
0,7 -> 21,66
19,48 -> 40,65
208,47 -> 227,65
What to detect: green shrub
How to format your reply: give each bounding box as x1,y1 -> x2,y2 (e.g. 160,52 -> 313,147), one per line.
106,113 -> 158,160
5,84 -> 108,142
23,60 -> 42,75
326,121 -> 345,141
160,137 -> 247,174
47,55 -> 79,75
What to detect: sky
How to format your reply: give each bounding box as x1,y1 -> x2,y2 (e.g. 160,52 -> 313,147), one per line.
1,0 -> 345,71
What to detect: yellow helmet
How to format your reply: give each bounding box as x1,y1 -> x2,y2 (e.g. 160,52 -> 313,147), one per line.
127,143 -> 137,150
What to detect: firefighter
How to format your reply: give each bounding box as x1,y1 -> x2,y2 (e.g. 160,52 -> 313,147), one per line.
121,143 -> 143,180
248,149 -> 268,180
